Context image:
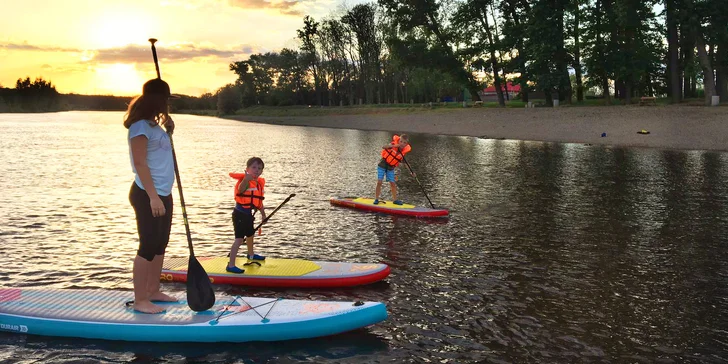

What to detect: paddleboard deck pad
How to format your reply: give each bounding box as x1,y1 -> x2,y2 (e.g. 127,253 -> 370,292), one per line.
330,197 -> 449,217
0,288 -> 387,343
161,257 -> 390,288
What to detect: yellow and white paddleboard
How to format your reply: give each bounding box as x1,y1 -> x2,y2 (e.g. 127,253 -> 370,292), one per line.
162,256 -> 390,288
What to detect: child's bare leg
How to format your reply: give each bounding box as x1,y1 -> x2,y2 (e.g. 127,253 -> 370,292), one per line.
375,180 -> 383,200
228,238 -> 244,267
148,254 -> 177,302
133,255 -> 165,313
390,182 -> 398,201
245,235 -> 255,257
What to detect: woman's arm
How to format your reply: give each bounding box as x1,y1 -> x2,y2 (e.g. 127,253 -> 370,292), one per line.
130,135 -> 165,217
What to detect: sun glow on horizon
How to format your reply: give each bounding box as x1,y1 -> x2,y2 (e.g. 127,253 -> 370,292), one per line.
95,63 -> 144,96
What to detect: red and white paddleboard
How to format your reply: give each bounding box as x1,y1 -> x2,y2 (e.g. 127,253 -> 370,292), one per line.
330,197 -> 449,218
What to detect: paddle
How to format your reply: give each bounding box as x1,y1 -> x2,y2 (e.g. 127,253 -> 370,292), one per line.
149,38 -> 215,312
226,194 -> 295,258
401,155 -> 436,209
255,193 -> 296,231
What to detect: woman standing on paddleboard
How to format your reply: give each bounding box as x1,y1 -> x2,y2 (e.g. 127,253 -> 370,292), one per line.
124,78 -> 179,314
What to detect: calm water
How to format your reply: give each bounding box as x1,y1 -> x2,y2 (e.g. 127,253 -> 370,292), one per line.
1,111 -> 727,363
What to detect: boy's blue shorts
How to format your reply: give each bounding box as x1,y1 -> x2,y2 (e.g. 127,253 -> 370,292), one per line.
377,166 -> 396,182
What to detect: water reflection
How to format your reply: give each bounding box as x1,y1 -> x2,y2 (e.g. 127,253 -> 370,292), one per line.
0,329 -> 388,363
0,112 -> 726,363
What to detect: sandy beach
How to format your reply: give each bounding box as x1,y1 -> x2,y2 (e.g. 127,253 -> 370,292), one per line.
228,105 -> 728,152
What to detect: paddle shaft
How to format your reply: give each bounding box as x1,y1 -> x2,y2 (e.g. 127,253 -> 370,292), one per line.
169,138 -> 195,255
149,38 -> 193,255
149,38 -> 214,312
254,194 -> 295,231
401,155 -> 435,209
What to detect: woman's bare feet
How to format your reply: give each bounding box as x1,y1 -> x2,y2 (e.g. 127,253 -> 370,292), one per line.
133,300 -> 166,314
149,291 -> 178,302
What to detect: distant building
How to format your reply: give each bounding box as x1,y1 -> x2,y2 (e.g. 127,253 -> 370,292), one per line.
479,82 -> 521,101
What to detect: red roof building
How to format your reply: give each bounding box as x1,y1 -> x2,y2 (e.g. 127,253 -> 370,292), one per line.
482,82 -> 521,95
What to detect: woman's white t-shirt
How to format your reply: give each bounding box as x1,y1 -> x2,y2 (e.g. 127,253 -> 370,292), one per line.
128,119 -> 175,196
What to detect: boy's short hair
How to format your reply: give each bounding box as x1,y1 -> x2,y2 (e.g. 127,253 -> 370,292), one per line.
399,134 -> 409,142
247,156 -> 264,169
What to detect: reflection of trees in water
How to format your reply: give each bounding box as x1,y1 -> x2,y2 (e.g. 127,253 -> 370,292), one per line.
489,144 -> 728,360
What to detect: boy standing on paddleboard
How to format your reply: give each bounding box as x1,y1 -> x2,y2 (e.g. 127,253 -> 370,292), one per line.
374,134 -> 413,205
227,157 -> 267,273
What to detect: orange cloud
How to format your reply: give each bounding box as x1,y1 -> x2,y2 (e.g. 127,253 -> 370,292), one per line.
227,0 -> 303,16
0,42 -> 255,64
0,42 -> 78,52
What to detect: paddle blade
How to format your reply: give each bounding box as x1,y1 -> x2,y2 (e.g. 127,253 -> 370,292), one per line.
186,256 -> 215,312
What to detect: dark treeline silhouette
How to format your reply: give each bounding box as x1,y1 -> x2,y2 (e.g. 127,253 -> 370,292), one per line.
222,0 -> 726,108
0,77 -> 63,112
6,0 -> 724,114
0,77 -> 216,113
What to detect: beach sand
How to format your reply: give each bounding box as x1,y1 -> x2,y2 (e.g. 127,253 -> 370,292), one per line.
228,105 -> 728,152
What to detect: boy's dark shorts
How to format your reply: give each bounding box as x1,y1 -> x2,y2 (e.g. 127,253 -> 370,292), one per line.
232,209 -> 255,238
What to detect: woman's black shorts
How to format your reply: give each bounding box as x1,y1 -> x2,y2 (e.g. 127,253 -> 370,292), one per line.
129,182 -> 173,261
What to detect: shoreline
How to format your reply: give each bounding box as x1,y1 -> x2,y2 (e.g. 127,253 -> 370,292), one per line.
224,105 -> 728,152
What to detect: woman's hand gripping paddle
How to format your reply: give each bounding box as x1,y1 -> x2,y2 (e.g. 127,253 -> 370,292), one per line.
401,155 -> 436,209
150,38 -> 215,312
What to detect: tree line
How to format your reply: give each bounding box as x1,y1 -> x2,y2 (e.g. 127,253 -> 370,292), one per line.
0,77 -> 217,113
4,1 -> 724,113
223,0 -> 726,108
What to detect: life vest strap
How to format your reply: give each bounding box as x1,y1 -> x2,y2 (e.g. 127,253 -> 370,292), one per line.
235,194 -> 265,200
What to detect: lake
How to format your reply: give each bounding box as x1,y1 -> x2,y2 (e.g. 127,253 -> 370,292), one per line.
0,111 -> 726,363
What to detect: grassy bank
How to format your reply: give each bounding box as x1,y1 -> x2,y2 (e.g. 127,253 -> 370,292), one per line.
220,100 -> 592,117
178,97 -> 723,118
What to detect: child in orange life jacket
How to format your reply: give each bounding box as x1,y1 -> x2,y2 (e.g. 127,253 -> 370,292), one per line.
226,157 -> 267,274
374,134 -> 413,205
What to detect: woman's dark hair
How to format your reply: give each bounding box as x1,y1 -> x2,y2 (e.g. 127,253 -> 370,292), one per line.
123,79 -> 172,129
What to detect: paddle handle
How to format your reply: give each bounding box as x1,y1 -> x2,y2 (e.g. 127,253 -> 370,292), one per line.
149,38 -> 161,79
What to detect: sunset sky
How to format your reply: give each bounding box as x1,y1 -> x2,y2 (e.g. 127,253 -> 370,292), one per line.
0,0 -> 366,97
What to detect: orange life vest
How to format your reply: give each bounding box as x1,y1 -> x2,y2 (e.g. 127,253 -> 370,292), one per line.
380,135 -> 411,167
230,172 -> 265,210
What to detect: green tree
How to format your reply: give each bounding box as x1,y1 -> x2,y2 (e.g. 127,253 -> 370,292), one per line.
13,76 -> 60,112
378,0 -> 483,101
453,0 -> 506,106
342,4 -> 383,104
217,84 -> 242,115
297,16 -> 323,106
